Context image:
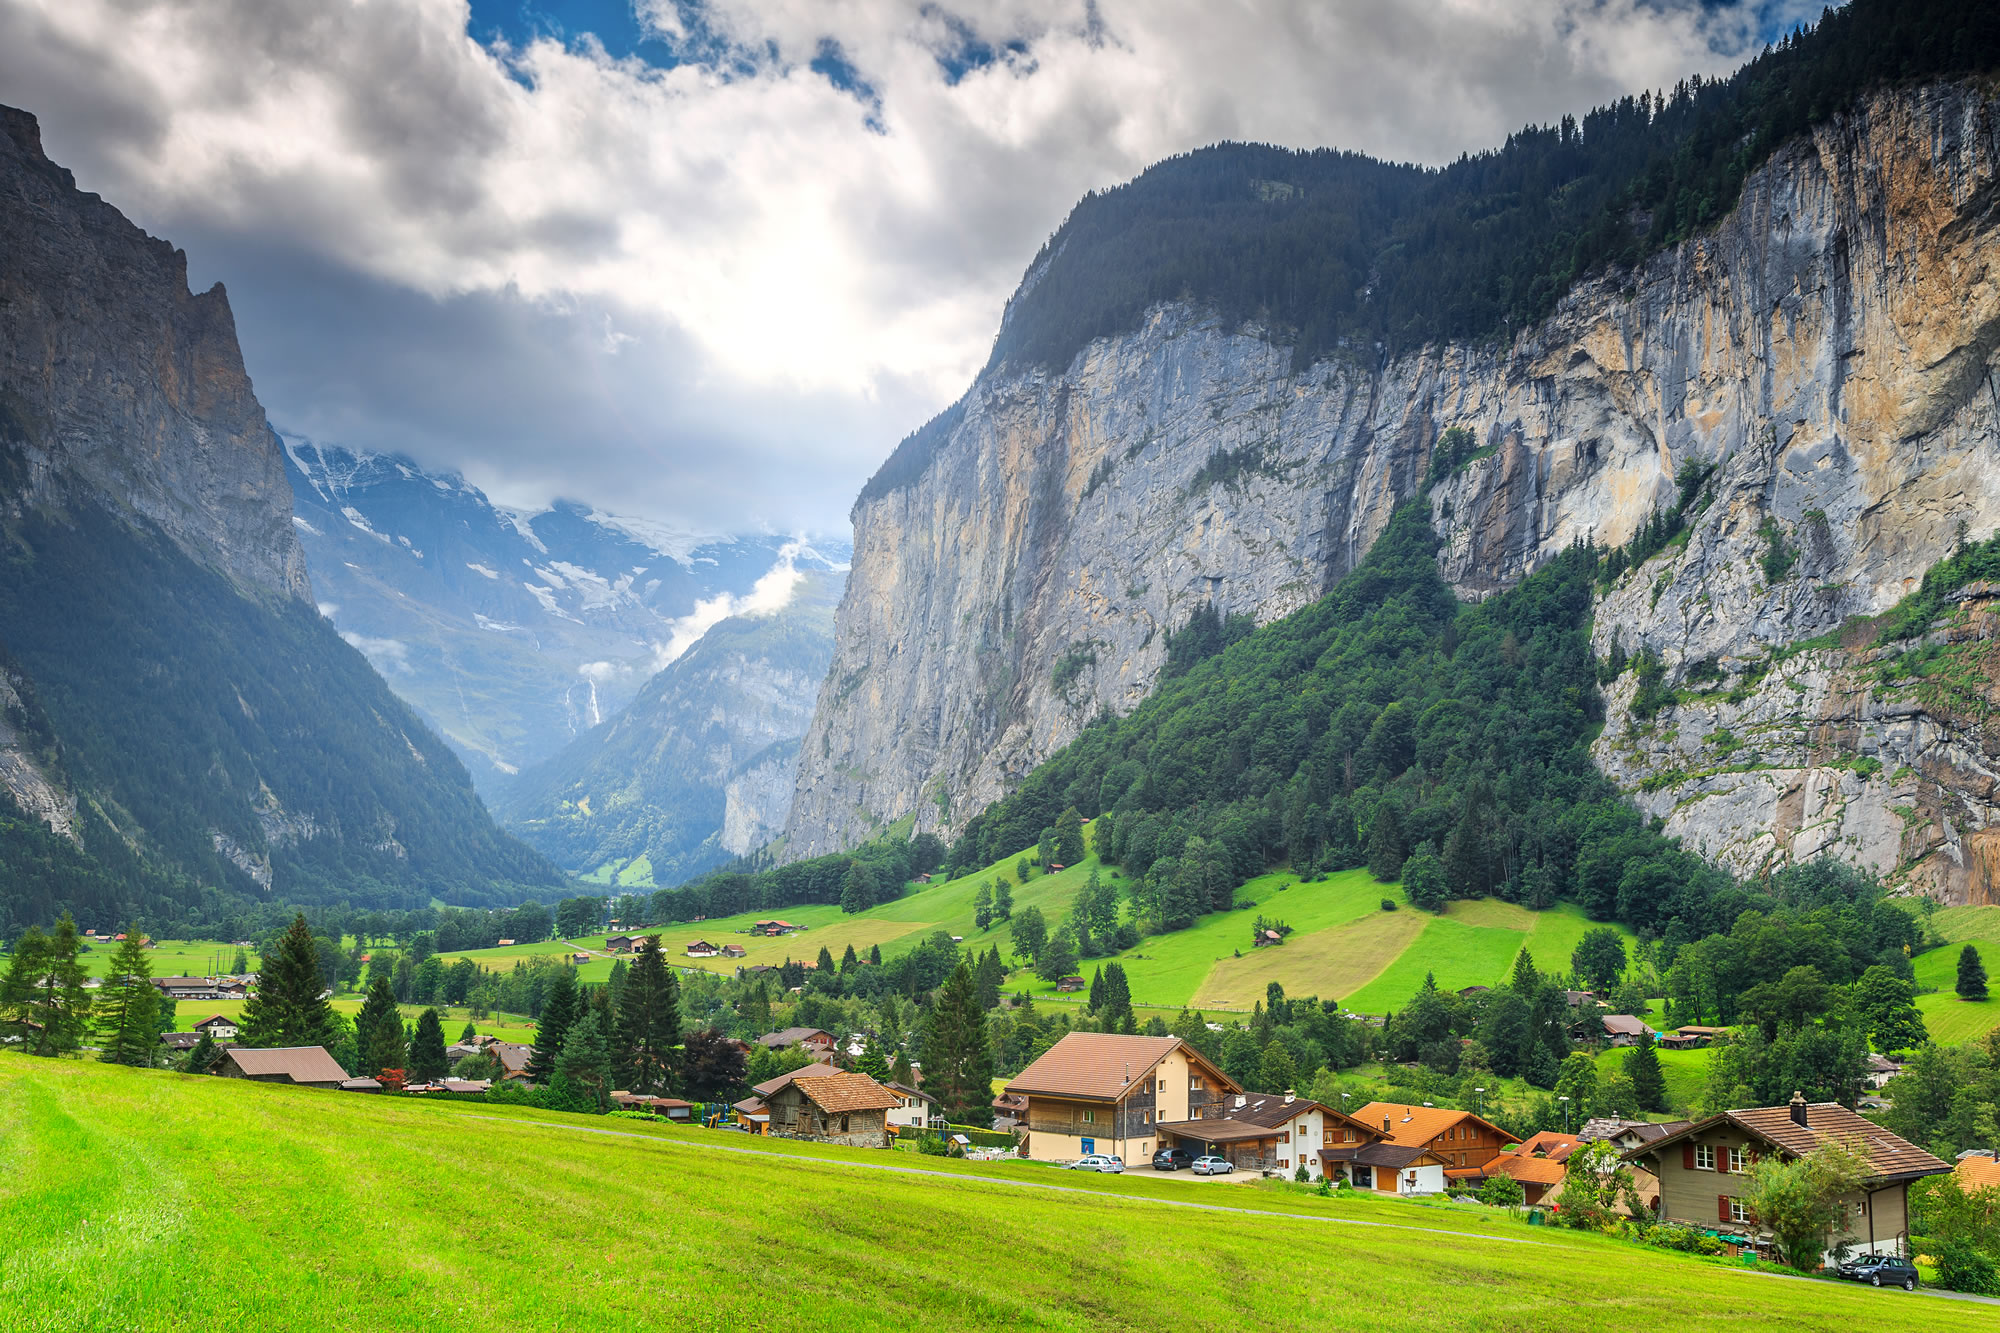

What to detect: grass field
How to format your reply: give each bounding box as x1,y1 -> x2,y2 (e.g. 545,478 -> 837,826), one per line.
3,1056 -> 1987,1331
75,938 -> 243,981
1911,935 -> 2000,1045
154,996 -> 538,1045
1594,1045 -> 1711,1110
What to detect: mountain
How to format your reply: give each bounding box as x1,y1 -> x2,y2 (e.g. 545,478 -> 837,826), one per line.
786,2 -> 2000,905
496,568 -> 844,886
285,441 -> 849,794
0,105 -> 560,934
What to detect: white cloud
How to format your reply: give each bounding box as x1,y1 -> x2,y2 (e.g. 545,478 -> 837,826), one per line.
653,538 -> 810,667
0,0 -> 1808,532
339,631 -> 411,672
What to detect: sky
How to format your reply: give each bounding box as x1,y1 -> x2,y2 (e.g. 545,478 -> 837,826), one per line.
0,0 -> 1814,537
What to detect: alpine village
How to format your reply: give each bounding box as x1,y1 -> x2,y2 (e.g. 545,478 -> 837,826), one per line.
7,2 -> 2000,1329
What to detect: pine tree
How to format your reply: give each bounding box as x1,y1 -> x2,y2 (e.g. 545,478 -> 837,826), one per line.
841,944 -> 858,973
237,913 -> 337,1050
555,1012 -> 613,1112
841,860 -> 877,913
1,915 -> 92,1057
354,972 -> 401,1073
410,1008 -> 450,1082
1053,806 -> 1086,866
1087,967 -> 1106,1014
612,936 -> 681,1096
94,924 -> 161,1068
1625,1030 -> 1668,1111
742,978 -> 772,1031
994,879 -> 1013,921
230,947 -> 249,976
868,944 -> 882,966
973,947 -> 1004,1010
924,963 -> 995,1126
1366,806 -> 1405,882
184,1030 -> 220,1074
855,1041 -> 892,1082
459,1019 -> 479,1044
1510,949 -> 1544,998
366,1008 -> 409,1078
527,966 -> 581,1083
816,945 -> 836,977
1958,945 -> 1989,1001
1100,963 -> 1135,1033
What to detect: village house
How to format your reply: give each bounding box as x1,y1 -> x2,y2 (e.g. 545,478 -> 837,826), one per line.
1659,1025 -> 1730,1051
1491,1130 -> 1583,1205
151,976 -> 222,1001
750,920 -> 801,937
764,1071 -> 903,1148
1054,976 -> 1086,993
216,1046 -> 348,1090
1599,1015 -> 1651,1046
720,944 -> 747,959
886,1081 -> 937,1131
1158,1090 -> 1363,1179
611,1092 -> 695,1120
1252,929 -> 1283,948
604,935 -> 637,954
756,1026 -> 837,1059
479,1037 -> 534,1084
733,1062 -> 842,1133
1005,1032 -> 1240,1164
192,1014 -> 238,1040
685,940 -> 720,958
1354,1102 -> 1521,1190
1625,1094 -> 1951,1260
1863,1053 -> 1905,1090
158,1031 -> 208,1053
1957,1153 -> 2000,1192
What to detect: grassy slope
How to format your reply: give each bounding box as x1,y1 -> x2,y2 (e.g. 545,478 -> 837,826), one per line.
2,1056 -> 1984,1333
1912,932 -> 2000,1044
1594,1046 -> 1712,1111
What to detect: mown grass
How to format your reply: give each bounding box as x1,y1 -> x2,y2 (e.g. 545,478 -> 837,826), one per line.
1911,935 -> 2000,1045
1594,1045 -> 1712,1111
1,1056 -> 1985,1332
1342,903 -> 1634,1015
154,997 -> 538,1045
75,938 -> 241,981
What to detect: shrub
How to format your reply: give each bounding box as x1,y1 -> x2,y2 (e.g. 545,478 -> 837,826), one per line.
1478,1174 -> 1526,1207
1380,899 -> 1398,912
1936,1240 -> 2000,1295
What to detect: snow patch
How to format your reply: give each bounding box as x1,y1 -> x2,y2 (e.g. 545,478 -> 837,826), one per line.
522,581 -> 580,623
583,509 -> 715,566
495,506 -> 550,554
340,506 -> 390,543
473,613 -> 521,632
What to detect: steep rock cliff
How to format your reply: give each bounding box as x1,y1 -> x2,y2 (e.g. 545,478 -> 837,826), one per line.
788,80 -> 2000,885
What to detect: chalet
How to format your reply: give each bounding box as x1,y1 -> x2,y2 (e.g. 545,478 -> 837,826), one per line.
1252,930 -> 1283,949
1661,1024 -> 1730,1050
1957,1153 -> 2000,1192
192,1014 -> 238,1040
485,1039 -> 534,1083
1864,1053 -> 1904,1090
1563,990 -> 1598,1007
611,1092 -> 695,1120
720,944 -> 747,959
217,1046 -> 348,1090
570,953 -> 592,965
764,1072 -> 903,1148
340,1077 -> 383,1093
1354,1102 -> 1521,1189
1578,1117 -> 1691,1151
886,1081 -> 937,1131
441,1078 -> 492,1094
604,936 -> 638,954
733,1062 -> 843,1132
756,1027 -> 836,1059
1159,1091 -> 1368,1180
445,1041 -> 483,1064
158,1031 -> 207,1052
750,920 -> 801,937
1624,1094 -> 1951,1260
914,873 -> 932,884
685,940 -> 721,958
1055,976 -> 1087,993
992,1092 -> 1029,1129
1005,1032 -> 1240,1165
1599,1015 -> 1651,1046
496,939 -> 516,947
152,977 -> 221,1001
1492,1130 -> 1583,1205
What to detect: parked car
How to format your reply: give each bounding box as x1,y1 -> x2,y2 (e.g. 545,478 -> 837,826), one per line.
1835,1255 -> 1919,1291
1192,1155 -> 1233,1175
1152,1146 -> 1197,1172
1071,1154 -> 1124,1173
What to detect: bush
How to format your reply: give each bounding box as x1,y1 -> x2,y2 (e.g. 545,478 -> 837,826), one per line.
1646,1222 -> 1727,1256
1380,899 -> 1398,912
1935,1240 -> 2000,1295
1477,1174 -> 1526,1207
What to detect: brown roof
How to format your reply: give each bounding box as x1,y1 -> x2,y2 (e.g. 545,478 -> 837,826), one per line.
489,1041 -> 532,1075
1348,1142 -> 1439,1169
1629,1102 -> 1949,1183
1223,1093 -> 1328,1128
1158,1118 -> 1280,1144
1354,1102 -> 1520,1150
757,1026 -> 833,1049
222,1046 -> 348,1084
795,1072 -> 904,1114
1495,1153 -> 1569,1186
1512,1131 -> 1581,1162
1957,1156 -> 2000,1191
1006,1033 -> 1237,1102
752,1061 -> 842,1099
1600,1015 -> 1650,1036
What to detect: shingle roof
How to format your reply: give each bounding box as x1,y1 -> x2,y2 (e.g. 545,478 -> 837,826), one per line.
795,1072 -> 904,1114
1495,1152 -> 1569,1186
1354,1102 -> 1520,1149
753,1061 -> 842,1099
1629,1102 -> 1949,1182
1223,1093 -> 1325,1128
1158,1118 -> 1280,1144
1957,1155 -> 2000,1191
489,1042 -> 532,1074
223,1046 -> 348,1083
1351,1142 -> 1436,1169
1601,1015 -> 1650,1036
757,1026 -> 832,1049
1512,1131 -> 1581,1162
1006,1033 -> 1234,1102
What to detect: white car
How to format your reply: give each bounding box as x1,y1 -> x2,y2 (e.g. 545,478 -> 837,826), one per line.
1071,1154 -> 1124,1173
1192,1155 -> 1233,1175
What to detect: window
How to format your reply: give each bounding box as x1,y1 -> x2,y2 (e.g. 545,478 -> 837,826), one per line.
1190,1077 -> 1205,1091
1082,1109 -> 1095,1124
1324,1128 -> 1335,1146
1729,1199 -> 1750,1225
1695,1144 -> 1715,1171
1142,1110 -> 1151,1125
1279,1158 -> 1289,1168
1159,1079 -> 1167,1092
1344,1129 -> 1356,1143
1725,1148 -> 1745,1174
1278,1131 -> 1289,1144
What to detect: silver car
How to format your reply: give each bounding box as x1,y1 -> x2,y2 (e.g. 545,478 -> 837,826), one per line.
1192,1155 -> 1233,1175
1071,1154 -> 1124,1173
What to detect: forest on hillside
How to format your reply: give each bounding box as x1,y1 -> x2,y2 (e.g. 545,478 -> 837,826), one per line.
862,0 -> 2000,503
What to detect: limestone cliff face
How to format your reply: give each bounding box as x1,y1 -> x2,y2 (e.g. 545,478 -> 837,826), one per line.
0,106 -> 311,603
788,79 -> 2000,887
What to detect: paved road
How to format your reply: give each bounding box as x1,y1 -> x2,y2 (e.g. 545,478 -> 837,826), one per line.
461,1112 -> 1547,1246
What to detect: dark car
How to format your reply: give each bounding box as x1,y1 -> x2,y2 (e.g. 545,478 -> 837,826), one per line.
1835,1254 -> 1919,1291
1152,1146 -> 1197,1172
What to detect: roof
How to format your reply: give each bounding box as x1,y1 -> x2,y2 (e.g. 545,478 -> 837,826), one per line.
1354,1102 -> 1520,1150
1957,1156 -> 2000,1191
223,1046 -> 348,1083
757,1026 -> 832,1048
1006,1033 -> 1237,1102
1222,1093 -> 1329,1129
489,1042 -> 532,1075
341,1077 -> 382,1091
793,1072 -> 904,1114
1157,1118 -> 1280,1144
1349,1142 -> 1437,1169
153,976 -> 213,988
194,1014 -> 234,1026
752,1061 -> 842,1099
1628,1102 -> 1949,1183
1600,1015 -> 1650,1036
1512,1131 -> 1581,1162
887,1081 -> 937,1104
1577,1117 -> 1688,1145
1495,1153 -> 1569,1186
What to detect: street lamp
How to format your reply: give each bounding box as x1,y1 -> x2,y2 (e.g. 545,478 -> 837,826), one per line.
1559,1095 -> 1571,1133
1475,1086 -> 1486,1118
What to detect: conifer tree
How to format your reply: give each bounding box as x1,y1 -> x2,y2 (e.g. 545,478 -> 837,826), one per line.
841,944 -> 858,973
1100,963 -> 1135,1033
94,924 -> 161,1068
973,947 -> 1005,1010
1087,967 -> 1106,1014
1958,945 -> 1989,1001
868,944 -> 882,966
1510,949 -> 1543,997
460,1019 -> 479,1044
230,947 -> 249,976
1053,807 -> 1086,866
1366,806 -> 1405,882
816,945 -> 836,977
409,1008 -> 450,1082
237,913 -> 336,1050
1625,1029 -> 1667,1112
184,1030 -> 220,1075
840,860 -> 877,913
354,973 -> 400,1068
555,1012 -> 613,1112
1,915 -> 92,1057
527,966 -> 581,1083
612,936 -> 681,1095
366,1009 -> 409,1079
923,962 -> 995,1126
993,879 -> 1013,921
855,1040 -> 892,1082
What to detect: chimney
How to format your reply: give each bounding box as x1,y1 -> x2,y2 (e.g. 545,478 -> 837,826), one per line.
1383,1115 -> 1392,1133
1284,1090 -> 1295,1104
1789,1091 -> 1808,1128
1235,1094 -> 1247,1108
1122,1062 -> 1130,1087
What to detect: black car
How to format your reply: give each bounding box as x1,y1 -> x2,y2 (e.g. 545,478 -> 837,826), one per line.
1152,1146 -> 1197,1171
1835,1254 -> 1919,1291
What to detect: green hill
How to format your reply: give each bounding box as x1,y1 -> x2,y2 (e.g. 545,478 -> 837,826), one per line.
4,1055 -> 1983,1331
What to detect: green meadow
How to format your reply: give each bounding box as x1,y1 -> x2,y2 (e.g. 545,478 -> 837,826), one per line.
1911,933 -> 2000,1044
3,1055 -> 1987,1332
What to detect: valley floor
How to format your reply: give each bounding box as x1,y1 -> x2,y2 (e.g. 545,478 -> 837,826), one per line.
2,1056 -> 1989,1331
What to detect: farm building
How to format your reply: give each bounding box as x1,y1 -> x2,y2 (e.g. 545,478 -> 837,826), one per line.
765,1072 -> 903,1148
217,1047 -> 348,1090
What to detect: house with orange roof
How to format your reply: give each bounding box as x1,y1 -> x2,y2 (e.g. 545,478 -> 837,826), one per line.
1956,1153 -> 2000,1192
1353,1102 -> 1522,1187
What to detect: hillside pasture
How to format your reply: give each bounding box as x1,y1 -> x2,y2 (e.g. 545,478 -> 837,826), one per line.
2,1055 -> 1988,1332
1911,936 -> 2000,1044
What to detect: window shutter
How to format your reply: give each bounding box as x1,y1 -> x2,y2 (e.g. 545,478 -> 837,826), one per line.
1717,1151 -> 1729,1176
1683,1144 -> 1696,1171
1718,1195 -> 1731,1224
